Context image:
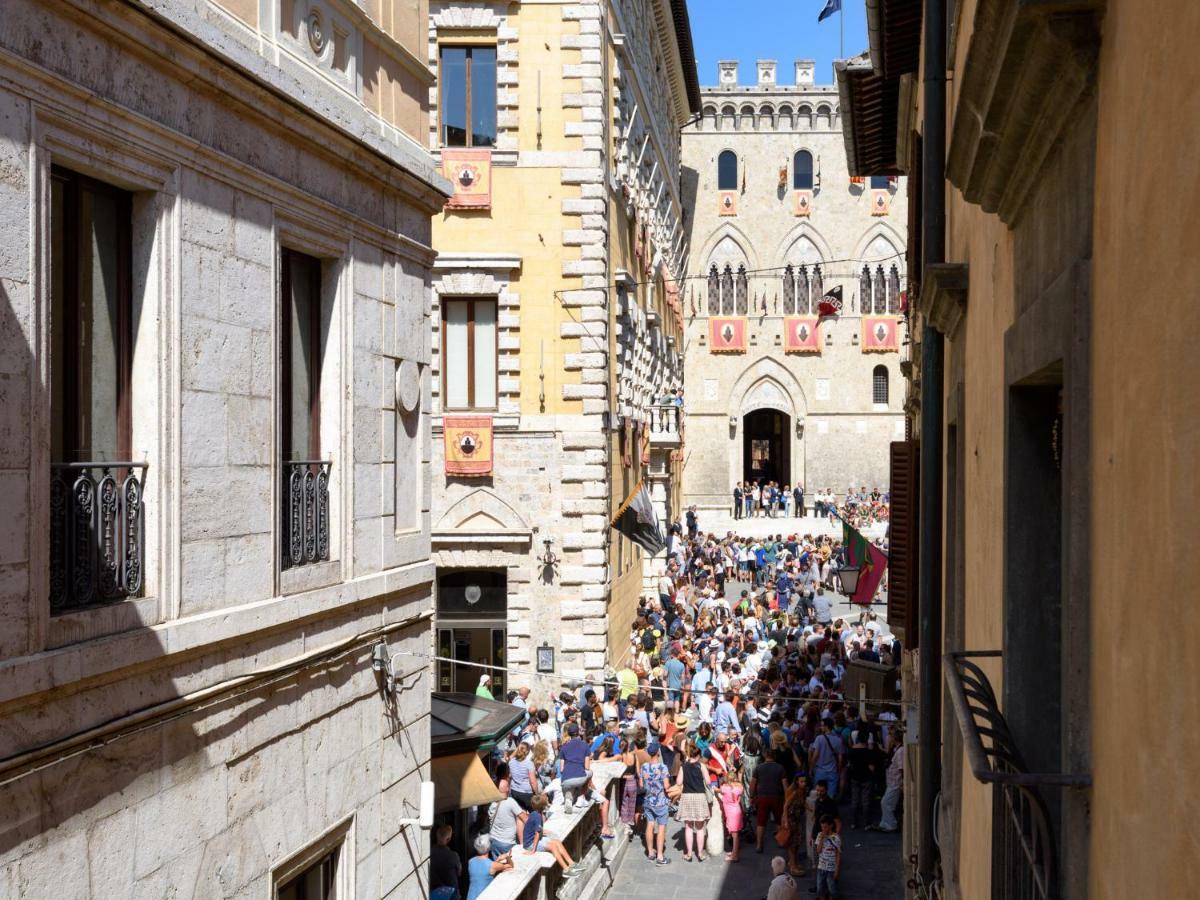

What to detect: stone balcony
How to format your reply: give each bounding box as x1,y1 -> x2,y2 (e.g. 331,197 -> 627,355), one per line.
648,402 -> 682,447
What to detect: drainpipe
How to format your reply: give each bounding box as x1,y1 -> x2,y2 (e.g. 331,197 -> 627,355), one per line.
918,0 -> 947,885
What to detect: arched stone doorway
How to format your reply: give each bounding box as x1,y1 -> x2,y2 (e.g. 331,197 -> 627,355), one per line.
743,408 -> 790,485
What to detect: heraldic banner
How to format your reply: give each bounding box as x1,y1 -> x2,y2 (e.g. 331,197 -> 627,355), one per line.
784,316 -> 821,353
794,190 -> 813,217
861,316 -> 900,352
441,149 -> 492,209
709,316 -> 747,352
870,188 -> 890,216
718,190 -> 738,216
444,415 -> 494,476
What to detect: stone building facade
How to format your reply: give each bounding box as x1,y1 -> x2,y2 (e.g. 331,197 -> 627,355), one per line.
0,1 -> 445,897
426,0 -> 699,685
680,60 -> 907,515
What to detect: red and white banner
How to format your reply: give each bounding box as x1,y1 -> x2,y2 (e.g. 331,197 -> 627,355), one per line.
444,415 -> 494,476
708,317 -> 747,353
441,149 -> 492,209
718,190 -> 738,216
794,190 -> 813,217
871,189 -> 890,216
784,316 -> 821,353
862,316 -> 900,352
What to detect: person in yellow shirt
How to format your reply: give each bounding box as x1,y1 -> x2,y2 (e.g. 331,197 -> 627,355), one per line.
616,666 -> 638,715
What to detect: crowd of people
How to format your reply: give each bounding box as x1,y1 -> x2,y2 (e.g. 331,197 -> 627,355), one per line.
431,524 -> 905,900
728,483 -> 891,530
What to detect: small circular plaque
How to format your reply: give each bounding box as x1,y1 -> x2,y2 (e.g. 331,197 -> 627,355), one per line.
465,585 -> 482,605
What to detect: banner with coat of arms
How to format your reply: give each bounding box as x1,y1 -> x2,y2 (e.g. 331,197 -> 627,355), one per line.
861,316 -> 900,352
784,316 -> 821,353
718,190 -> 738,216
444,415 -> 493,476
441,149 -> 492,209
708,317 -> 747,353
794,190 -> 813,217
870,188 -> 890,216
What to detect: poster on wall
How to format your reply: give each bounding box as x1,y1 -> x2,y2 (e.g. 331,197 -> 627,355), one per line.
444,415 -> 494,476
441,148 -> 492,209
708,317 -> 747,352
861,317 -> 900,352
784,316 -> 821,353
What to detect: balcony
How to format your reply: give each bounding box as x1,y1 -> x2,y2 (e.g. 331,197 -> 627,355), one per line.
49,462 -> 147,612
648,402 -> 682,447
944,651 -> 1091,900
282,460 -> 331,569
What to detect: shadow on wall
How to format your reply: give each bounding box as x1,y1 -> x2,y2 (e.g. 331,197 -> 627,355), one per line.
679,165 -> 699,254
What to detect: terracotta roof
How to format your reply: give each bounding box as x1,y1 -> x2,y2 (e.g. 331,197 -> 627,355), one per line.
669,0 -> 703,113
865,0 -> 922,79
835,55 -> 902,177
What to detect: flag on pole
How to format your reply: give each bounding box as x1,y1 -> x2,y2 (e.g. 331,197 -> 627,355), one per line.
818,0 -> 841,22
611,478 -> 664,555
817,285 -> 843,317
842,517 -> 888,605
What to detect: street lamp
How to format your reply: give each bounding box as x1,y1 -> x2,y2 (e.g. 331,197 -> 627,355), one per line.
835,564 -> 862,599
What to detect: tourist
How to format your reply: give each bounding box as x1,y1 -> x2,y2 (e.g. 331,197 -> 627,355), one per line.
734,481 -> 744,519
750,746 -> 786,853
466,833 -> 512,900
476,674 -> 494,700
675,740 -> 712,861
767,855 -> 798,900
814,814 -> 842,899
507,742 -> 539,811
429,824 -> 461,898
640,741 -> 672,865
719,766 -> 745,861
521,793 -> 583,876
486,792 -> 525,859
874,729 -> 904,833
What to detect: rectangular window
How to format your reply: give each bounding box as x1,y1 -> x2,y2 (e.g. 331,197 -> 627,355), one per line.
441,298 -> 497,410
281,248 -> 324,461
278,847 -> 340,900
439,46 -> 497,148
50,167 -> 133,463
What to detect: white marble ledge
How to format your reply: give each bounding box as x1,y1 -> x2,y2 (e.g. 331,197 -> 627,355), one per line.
477,760 -> 629,900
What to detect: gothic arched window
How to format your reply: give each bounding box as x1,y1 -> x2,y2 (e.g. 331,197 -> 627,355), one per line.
793,150 -> 814,191
718,151 -> 738,190
720,264 -> 734,314
782,264 -> 796,315
707,264 -> 720,315
735,265 -> 748,315
860,265 -> 872,314
873,365 -> 889,404
874,265 -> 887,314
797,264 -> 810,314
887,265 -> 901,314
811,264 -> 824,313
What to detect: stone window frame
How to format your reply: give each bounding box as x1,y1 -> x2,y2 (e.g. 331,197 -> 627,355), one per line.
427,4 -> 520,161
31,108 -> 178,651
272,814 -> 356,899
274,213 -> 350,598
430,261 -> 522,427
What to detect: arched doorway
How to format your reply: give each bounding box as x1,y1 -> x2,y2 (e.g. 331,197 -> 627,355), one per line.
743,408 -> 791,486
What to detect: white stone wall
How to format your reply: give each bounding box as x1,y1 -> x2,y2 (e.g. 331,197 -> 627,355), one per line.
0,2 -> 441,898
681,70 -> 907,512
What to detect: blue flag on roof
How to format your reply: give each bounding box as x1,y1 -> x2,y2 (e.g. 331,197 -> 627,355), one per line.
818,0 -> 841,21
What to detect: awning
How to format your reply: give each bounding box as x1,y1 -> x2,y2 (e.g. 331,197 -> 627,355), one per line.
432,752 -> 502,813
432,692 -> 526,756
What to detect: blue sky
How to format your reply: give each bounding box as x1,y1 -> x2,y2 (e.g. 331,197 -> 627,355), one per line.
686,0 -> 868,88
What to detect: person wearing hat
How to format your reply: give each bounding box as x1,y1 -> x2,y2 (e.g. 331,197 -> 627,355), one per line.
639,741 -> 672,865
476,674 -> 494,700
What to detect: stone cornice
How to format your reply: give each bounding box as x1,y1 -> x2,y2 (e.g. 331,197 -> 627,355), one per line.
947,0 -> 1101,225
918,263 -> 969,340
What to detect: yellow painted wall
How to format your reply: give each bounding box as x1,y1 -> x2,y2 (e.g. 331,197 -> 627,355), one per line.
1090,0 -> 1200,894
432,4 -> 585,418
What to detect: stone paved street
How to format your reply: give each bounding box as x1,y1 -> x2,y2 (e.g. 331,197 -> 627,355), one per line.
609,817 -> 904,899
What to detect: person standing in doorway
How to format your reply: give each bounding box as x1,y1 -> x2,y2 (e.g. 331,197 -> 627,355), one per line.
734,482 -> 744,519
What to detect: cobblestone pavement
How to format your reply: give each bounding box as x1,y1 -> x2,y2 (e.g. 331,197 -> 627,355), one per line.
608,815 -> 904,899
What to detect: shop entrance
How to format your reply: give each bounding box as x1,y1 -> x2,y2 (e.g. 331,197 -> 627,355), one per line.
435,569 -> 507,697
743,408 -> 790,486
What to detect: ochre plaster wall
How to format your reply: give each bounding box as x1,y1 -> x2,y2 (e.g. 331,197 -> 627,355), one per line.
1090,0 -> 1200,894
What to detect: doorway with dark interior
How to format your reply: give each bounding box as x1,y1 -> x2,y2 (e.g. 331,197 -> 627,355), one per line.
435,569 -> 507,699
742,408 -> 790,488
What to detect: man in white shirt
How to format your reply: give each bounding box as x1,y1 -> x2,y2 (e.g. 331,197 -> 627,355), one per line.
812,590 -> 834,626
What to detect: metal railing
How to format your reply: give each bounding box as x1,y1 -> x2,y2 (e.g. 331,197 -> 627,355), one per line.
282,460 -> 331,570
944,651 -> 1091,900
50,462 -> 147,612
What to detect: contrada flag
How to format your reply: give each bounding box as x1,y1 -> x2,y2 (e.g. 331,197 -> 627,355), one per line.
818,285 -> 843,317
784,316 -> 821,353
842,518 -> 888,606
861,317 -> 899,352
709,317 -> 747,352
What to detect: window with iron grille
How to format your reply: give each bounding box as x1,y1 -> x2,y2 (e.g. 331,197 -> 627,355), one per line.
873,365 -> 889,405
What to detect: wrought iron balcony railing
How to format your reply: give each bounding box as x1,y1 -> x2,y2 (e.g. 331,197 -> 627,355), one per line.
282,460 -> 331,570
50,462 -> 147,612
944,651 -> 1091,900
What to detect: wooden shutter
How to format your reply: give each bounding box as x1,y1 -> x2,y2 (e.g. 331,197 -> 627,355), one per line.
888,440 -> 919,646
